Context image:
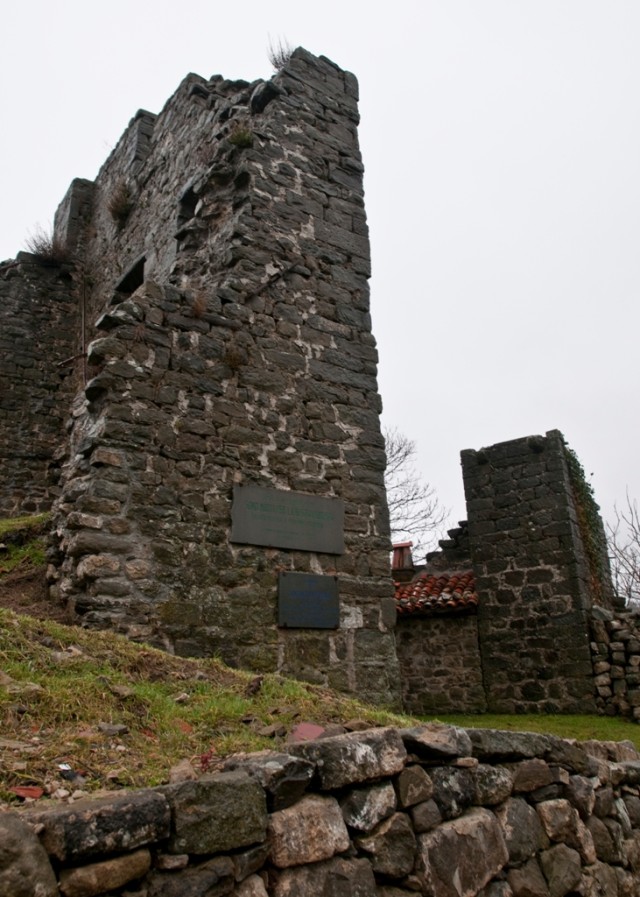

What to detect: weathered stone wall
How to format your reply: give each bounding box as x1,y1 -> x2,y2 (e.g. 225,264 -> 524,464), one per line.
5,724 -> 640,897
395,611 -> 487,715
0,254 -> 80,517
462,430 -> 600,714
37,48 -> 399,705
2,42 -> 627,720
591,606 -> 640,721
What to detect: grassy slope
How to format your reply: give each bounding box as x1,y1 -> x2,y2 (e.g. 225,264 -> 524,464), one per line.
0,608 -> 414,799
436,712 -> 640,747
1,515 -> 639,807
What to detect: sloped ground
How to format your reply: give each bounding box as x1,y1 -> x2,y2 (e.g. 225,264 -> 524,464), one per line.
2,515 -> 640,815
0,517 -> 412,807
0,605 -> 413,807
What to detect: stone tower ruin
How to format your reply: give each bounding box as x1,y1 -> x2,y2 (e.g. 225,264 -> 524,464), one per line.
0,49 -> 400,705
462,430 -> 614,713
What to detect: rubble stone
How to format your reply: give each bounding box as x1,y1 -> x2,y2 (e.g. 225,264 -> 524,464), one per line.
272,856 -> 376,897
289,727 -> 406,789
25,789 -> 170,862
0,812 -> 58,897
341,781 -> 397,831
355,812 -> 416,878
417,808 -> 509,897
58,848 -> 151,897
538,844 -> 581,897
163,771 -> 267,856
268,794 -> 350,868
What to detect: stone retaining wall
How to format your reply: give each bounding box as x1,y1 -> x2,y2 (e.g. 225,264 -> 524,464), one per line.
4,724 -> 640,896
591,606 -> 640,721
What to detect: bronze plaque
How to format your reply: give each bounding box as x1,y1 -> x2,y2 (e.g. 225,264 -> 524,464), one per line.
278,572 -> 340,629
231,484 -> 344,554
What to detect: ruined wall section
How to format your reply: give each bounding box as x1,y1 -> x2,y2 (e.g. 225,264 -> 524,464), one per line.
49,50 -> 400,706
461,430 -> 597,713
395,612 -> 487,715
56,74 -> 265,322
0,255 -> 80,517
591,605 -> 640,720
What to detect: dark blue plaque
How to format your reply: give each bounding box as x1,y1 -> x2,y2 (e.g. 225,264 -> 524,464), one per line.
278,572 -> 340,629
231,484 -> 344,554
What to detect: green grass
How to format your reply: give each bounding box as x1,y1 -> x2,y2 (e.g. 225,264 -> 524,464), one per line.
0,541 -> 46,573
435,713 -> 640,751
0,608 -> 413,797
227,125 -> 254,148
1,603 -> 639,807
1,513 -> 639,804
0,513 -> 49,539
0,513 -> 49,573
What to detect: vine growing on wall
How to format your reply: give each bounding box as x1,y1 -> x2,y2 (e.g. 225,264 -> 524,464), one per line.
564,443 -> 609,605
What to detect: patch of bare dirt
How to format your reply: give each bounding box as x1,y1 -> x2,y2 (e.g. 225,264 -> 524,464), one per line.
0,563 -> 72,624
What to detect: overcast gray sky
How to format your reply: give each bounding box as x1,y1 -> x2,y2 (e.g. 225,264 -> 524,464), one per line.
2,1 -> 638,535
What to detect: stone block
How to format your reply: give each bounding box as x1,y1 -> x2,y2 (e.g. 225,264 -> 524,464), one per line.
495,797 -> 549,864
288,727 -> 406,789
507,857 -> 550,897
473,764 -> 514,805
430,767 -> 476,820
410,799 -> 443,833
222,751 -> 314,811
564,774 -> 596,820
622,793 -> 640,827
545,738 -> 599,776
58,848 -> 151,897
146,856 -> 235,897
536,799 -> 596,863
481,885 -> 515,897
26,790 -> 170,862
272,856 -> 376,897
615,760 -> 640,784
75,554 -> 121,580
162,771 -> 267,855
539,844 -> 581,897
394,765 -> 434,809
467,729 -> 551,761
578,862 -> 619,897
400,724 -> 472,760
0,812 -> 58,897
511,759 -> 554,793
232,843 -> 271,883
356,811 -> 416,877
268,794 -> 349,867
340,781 -> 397,831
417,808 -> 509,897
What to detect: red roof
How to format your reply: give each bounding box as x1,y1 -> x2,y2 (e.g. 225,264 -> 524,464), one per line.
395,570 -> 478,616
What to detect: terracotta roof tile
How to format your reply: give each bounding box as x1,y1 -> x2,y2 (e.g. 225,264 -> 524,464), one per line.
395,570 -> 478,616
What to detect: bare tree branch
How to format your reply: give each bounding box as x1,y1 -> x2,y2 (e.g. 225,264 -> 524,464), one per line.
606,492 -> 640,606
383,427 -> 449,558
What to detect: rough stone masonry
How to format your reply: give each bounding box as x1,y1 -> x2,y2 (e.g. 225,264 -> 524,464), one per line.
0,49 -> 400,705
4,723 -> 640,897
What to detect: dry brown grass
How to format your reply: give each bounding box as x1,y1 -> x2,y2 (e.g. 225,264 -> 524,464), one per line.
25,228 -> 71,267
107,181 -> 134,228
268,38 -> 293,71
